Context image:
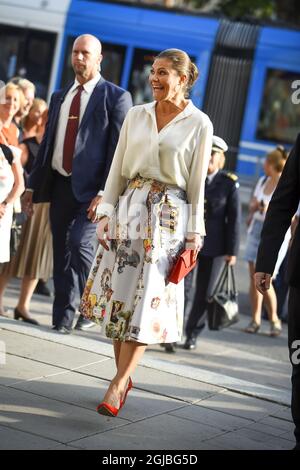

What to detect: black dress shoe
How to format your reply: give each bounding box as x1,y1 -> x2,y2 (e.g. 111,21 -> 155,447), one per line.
14,308 -> 39,325
34,280 -> 52,297
74,315 -> 96,330
183,336 -> 197,350
53,325 -> 71,334
164,342 -> 177,353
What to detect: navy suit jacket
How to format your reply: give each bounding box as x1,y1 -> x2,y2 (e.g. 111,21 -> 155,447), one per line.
29,77 -> 132,203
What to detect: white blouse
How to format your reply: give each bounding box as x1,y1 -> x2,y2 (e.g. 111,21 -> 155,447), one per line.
253,176 -> 274,222
99,100 -> 213,234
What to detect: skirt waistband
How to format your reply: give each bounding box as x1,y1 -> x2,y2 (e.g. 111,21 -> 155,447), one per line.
128,173 -> 187,200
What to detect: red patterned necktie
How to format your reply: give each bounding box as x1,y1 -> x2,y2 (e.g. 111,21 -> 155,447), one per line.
62,84 -> 84,174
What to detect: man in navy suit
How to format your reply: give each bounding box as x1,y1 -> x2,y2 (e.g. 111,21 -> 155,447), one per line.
23,34 -> 132,333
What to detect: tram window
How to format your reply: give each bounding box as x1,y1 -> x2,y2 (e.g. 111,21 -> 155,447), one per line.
0,25 -> 56,99
60,37 -> 125,87
256,68 -> 300,144
128,48 -> 159,105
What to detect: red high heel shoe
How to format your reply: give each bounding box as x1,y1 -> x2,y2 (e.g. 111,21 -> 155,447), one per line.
96,401 -> 120,417
120,377 -> 133,409
96,378 -> 133,416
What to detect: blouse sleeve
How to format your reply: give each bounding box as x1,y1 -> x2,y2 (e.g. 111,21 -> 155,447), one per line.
186,119 -> 213,235
96,110 -> 131,218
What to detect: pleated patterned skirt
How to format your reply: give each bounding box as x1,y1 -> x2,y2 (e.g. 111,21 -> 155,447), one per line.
79,174 -> 188,344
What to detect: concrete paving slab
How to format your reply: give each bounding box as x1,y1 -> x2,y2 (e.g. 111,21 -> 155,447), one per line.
279,430 -> 296,442
8,371 -> 113,412
0,424 -> 61,450
195,390 -> 283,421
242,420 -> 294,438
0,384 -> 128,443
258,414 -> 294,432
133,357 -> 292,406
69,413 -> 226,450
169,404 -> 253,432
71,357 -> 121,381
201,425 -> 294,450
230,427 -> 294,450
81,360 -> 225,403
271,406 -> 293,422
0,354 -> 64,386
1,329 -> 109,370
10,370 -> 188,423
169,347 -> 290,392
47,443 -> 81,450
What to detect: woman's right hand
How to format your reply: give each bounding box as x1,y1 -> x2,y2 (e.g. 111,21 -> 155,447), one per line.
96,216 -> 110,251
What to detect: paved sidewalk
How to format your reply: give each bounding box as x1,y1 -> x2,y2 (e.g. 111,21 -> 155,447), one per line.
0,312 -> 295,450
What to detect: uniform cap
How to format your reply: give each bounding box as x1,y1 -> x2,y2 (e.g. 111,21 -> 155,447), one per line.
212,135 -> 228,153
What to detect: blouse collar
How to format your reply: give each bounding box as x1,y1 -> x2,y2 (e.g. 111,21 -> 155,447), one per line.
143,100 -> 196,120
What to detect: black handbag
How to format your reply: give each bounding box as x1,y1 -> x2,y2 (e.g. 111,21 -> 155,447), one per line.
207,262 -> 239,330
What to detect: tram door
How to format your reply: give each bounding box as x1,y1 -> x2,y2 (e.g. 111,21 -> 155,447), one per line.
203,21 -> 260,171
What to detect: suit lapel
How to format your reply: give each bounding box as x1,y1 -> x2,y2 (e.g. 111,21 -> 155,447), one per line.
48,84 -> 73,145
79,77 -> 105,130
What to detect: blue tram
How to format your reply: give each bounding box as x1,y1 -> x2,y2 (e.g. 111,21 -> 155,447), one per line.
0,0 -> 299,181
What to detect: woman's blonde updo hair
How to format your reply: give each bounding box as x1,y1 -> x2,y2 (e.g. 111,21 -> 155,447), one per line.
156,48 -> 199,96
266,145 -> 288,173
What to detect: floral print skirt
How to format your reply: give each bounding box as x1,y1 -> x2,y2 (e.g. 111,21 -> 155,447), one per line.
79,174 -> 189,345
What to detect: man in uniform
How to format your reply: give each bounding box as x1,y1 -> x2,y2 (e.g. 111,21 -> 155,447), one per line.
183,135 -> 241,350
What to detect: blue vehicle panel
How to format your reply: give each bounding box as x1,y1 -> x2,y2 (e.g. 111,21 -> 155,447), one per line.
238,26 -> 300,177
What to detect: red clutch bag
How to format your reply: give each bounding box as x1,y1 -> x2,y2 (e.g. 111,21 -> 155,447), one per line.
168,250 -> 197,284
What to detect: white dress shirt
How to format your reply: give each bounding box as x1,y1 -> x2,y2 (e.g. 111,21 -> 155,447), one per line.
98,100 -> 213,234
206,169 -> 219,184
51,72 -> 101,177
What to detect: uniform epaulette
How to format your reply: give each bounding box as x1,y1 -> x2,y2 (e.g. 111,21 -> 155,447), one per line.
224,171 -> 238,182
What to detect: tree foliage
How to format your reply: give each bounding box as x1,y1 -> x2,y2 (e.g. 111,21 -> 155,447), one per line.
190,0 -> 300,25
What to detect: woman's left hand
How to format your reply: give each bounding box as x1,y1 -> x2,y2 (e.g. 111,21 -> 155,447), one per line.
185,233 -> 203,262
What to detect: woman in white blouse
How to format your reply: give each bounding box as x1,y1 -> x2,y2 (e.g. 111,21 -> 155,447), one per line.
79,49 -> 213,416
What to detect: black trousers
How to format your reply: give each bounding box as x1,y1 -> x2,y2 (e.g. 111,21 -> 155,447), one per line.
288,286 -> 300,444
49,174 -> 97,329
184,255 -> 222,339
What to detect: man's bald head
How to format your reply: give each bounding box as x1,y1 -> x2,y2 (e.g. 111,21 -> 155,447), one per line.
72,34 -> 103,83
